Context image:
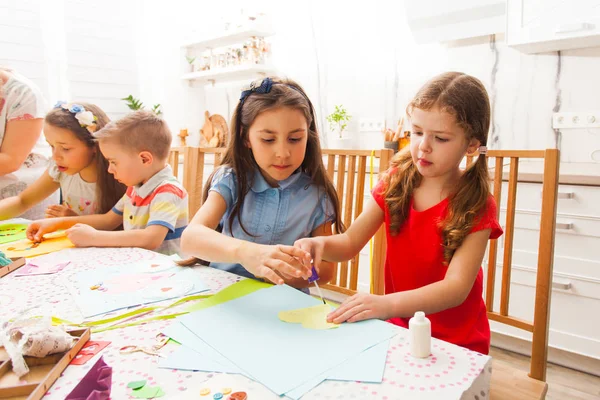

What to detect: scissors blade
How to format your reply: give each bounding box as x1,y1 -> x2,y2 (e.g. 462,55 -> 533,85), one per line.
313,280 -> 326,305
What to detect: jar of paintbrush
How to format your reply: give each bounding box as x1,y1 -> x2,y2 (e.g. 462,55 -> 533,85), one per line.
382,117 -> 409,153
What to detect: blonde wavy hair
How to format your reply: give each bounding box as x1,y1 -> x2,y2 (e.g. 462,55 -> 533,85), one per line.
383,71 -> 491,263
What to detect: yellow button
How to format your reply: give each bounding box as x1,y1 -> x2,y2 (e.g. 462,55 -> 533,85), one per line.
222,388 -> 232,395
200,388 -> 211,396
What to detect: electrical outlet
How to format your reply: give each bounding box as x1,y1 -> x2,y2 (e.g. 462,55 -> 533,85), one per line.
553,112 -> 600,129
359,118 -> 385,133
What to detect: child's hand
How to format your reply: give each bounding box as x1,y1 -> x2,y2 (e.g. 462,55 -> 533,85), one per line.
293,237 -> 325,271
45,204 -> 77,218
239,243 -> 312,285
327,293 -> 392,324
65,224 -> 97,247
26,219 -> 62,242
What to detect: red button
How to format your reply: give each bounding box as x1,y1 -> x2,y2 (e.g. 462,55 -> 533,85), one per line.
229,392 -> 247,400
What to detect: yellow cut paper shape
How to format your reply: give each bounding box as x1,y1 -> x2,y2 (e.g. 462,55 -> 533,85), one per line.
278,304 -> 339,330
0,233 -> 74,258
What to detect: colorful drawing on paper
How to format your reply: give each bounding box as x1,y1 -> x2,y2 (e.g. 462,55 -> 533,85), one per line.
66,259 -> 210,318
0,223 -> 27,244
0,235 -> 74,258
278,304 -> 339,330
15,260 -> 70,277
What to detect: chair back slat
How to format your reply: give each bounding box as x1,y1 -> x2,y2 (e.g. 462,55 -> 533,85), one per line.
338,155 -> 356,288
349,156 -> 368,290
485,157 -> 504,311
483,149 -> 559,382
500,157 -> 519,316
330,155 -> 347,285
326,154 -> 335,180
370,149 -> 392,295
168,147 -> 182,179
181,147 -> 226,217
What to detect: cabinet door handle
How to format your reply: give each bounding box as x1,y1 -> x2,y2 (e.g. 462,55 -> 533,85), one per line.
555,22 -> 595,34
540,190 -> 574,199
552,281 -> 572,290
556,222 -> 574,230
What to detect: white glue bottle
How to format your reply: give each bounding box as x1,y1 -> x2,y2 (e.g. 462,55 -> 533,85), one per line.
409,311 -> 431,358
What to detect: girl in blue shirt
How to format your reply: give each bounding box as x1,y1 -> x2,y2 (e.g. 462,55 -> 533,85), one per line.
181,77 -> 342,287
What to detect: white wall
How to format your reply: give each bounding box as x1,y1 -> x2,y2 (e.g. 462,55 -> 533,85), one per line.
0,0 -> 140,121
4,1 -> 599,159
0,0 -> 49,100
138,0 -> 600,163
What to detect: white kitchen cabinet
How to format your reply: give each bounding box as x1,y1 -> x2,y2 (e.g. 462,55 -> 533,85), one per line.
488,180 -> 600,362
507,0 -> 600,53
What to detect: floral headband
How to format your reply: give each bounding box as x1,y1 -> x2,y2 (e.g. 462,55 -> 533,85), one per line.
53,101 -> 98,133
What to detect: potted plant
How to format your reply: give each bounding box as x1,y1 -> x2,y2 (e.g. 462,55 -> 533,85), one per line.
326,104 -> 353,148
185,55 -> 196,72
121,95 -> 162,116
326,104 -> 351,138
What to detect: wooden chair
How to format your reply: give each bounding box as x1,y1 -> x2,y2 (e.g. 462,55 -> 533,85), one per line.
320,149 -> 394,296
168,147 -> 184,180
181,147 -> 226,217
467,149 -> 560,400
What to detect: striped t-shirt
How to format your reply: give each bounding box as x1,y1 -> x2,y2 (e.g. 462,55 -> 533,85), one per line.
112,165 -> 188,255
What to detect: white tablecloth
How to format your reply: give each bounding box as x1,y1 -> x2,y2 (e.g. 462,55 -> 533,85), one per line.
0,247 -> 491,399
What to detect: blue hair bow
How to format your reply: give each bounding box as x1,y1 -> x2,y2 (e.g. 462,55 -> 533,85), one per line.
239,77 -> 273,103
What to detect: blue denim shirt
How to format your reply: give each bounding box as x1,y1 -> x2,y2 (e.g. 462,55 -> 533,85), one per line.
208,166 -> 335,278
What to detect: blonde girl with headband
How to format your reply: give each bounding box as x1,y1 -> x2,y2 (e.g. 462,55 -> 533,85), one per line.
181,77 -> 343,288
0,102 -> 126,220
295,72 -> 503,354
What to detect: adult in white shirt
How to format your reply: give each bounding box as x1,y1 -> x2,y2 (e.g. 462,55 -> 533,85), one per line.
0,67 -> 54,219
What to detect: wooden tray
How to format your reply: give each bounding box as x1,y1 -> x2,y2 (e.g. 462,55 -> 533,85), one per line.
0,258 -> 25,279
0,328 -> 90,399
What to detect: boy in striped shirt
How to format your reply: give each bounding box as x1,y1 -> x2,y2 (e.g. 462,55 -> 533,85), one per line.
26,111 -> 188,255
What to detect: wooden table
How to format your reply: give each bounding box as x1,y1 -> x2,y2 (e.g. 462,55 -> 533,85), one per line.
0,247 -> 492,399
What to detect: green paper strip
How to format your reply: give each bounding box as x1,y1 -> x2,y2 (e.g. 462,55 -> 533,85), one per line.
53,278 -> 272,333
52,294 -> 212,327
186,278 -> 272,313
92,312 -> 188,333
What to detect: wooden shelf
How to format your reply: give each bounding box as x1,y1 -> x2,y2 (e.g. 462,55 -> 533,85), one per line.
181,24 -> 274,50
181,64 -> 276,84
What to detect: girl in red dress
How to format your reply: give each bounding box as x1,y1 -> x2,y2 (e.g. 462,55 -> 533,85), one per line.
295,71 -> 503,354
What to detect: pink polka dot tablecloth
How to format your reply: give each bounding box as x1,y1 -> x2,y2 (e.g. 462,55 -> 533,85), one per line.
0,247 -> 491,399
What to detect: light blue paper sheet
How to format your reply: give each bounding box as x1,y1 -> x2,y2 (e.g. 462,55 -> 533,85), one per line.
179,284 -> 398,395
161,321 -> 389,382
161,321 -> 242,374
160,321 -> 390,399
68,261 -> 210,317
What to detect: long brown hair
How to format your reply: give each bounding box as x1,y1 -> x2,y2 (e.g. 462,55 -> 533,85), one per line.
205,77 -> 344,236
383,71 -> 491,263
45,103 -> 126,214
